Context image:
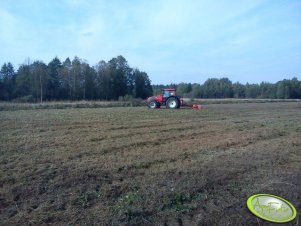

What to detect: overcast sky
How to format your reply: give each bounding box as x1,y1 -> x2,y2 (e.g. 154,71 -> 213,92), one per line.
0,0 -> 300,84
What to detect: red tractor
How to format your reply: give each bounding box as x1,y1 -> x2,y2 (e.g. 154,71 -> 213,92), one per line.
146,88 -> 182,109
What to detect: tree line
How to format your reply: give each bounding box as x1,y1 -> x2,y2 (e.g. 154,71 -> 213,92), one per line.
153,77 -> 301,99
1,56 -> 300,102
0,55 -> 153,102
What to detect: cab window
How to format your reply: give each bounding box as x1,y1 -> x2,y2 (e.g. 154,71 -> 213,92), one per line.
163,91 -> 171,98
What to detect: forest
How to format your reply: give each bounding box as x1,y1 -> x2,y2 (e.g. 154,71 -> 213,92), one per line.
0,56 -> 153,102
154,77 -> 301,99
0,55 -> 300,102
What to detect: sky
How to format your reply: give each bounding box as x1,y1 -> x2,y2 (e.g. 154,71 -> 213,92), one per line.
0,0 -> 300,84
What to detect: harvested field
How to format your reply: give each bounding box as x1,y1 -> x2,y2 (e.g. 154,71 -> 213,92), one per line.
0,102 -> 300,225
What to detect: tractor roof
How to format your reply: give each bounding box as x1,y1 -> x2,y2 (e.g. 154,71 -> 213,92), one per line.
163,88 -> 176,91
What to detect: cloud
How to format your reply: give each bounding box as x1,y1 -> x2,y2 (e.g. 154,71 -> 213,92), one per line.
0,0 -> 300,83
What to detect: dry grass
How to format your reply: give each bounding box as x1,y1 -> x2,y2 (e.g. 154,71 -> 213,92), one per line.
1,98 -> 300,111
0,102 -> 300,225
0,100 -> 144,111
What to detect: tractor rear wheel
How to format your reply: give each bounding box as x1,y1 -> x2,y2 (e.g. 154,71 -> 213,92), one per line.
166,97 -> 180,109
148,101 -> 157,109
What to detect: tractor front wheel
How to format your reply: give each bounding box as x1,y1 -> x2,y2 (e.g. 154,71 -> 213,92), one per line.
148,101 -> 157,109
166,97 -> 180,109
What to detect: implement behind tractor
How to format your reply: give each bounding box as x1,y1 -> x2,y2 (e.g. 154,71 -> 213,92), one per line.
146,88 -> 202,109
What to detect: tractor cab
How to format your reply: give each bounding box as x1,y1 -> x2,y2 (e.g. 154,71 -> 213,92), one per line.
162,88 -> 176,101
